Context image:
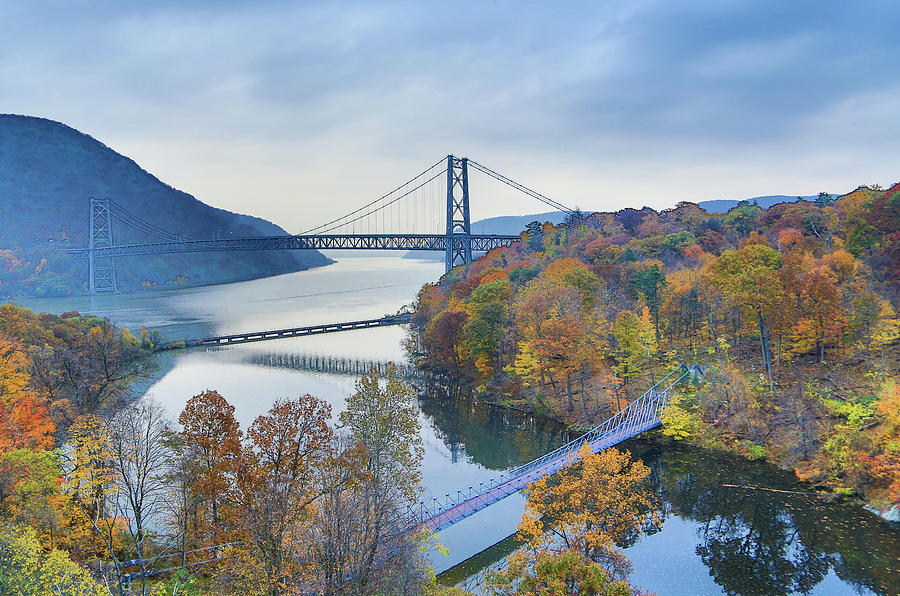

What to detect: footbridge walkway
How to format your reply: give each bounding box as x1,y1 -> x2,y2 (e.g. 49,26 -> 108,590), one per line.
409,364 -> 699,532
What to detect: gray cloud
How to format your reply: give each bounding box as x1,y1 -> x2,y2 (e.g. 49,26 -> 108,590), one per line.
1,1 -> 898,228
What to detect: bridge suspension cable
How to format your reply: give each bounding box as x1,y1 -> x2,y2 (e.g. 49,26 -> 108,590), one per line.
301,157 -> 447,234
467,159 -> 576,215
108,200 -> 183,242
313,165 -> 446,235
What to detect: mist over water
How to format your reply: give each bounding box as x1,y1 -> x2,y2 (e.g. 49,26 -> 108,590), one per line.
16,258 -> 898,594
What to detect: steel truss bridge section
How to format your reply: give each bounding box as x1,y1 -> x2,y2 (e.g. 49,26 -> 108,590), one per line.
157,313 -> 412,349
65,233 -> 521,259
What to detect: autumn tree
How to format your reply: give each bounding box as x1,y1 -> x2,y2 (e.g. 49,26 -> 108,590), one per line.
708,244 -> 784,392
0,336 -> 58,537
867,382 -> 900,504
178,389 -> 243,545
491,444 -> 659,594
0,335 -> 29,401
789,264 -> 846,363
487,548 -> 633,596
517,444 -> 660,578
27,319 -> 150,418
510,264 -> 607,416
314,364 -> 427,594
0,523 -> 107,596
422,309 -> 467,374
463,280 -> 510,379
233,394 -> 334,596
59,417 -> 112,551
629,263 -> 667,337
108,398 -> 173,595
611,310 -> 654,387
851,293 -> 899,379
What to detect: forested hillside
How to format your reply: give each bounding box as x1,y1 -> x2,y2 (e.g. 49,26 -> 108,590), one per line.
0,114 -> 330,296
410,187 -> 900,510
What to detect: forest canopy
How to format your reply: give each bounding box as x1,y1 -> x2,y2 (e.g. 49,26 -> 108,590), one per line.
410,184 -> 900,509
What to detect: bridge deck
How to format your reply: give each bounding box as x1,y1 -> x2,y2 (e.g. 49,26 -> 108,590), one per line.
159,313 -> 411,349
65,233 -> 521,258
422,421 -> 662,532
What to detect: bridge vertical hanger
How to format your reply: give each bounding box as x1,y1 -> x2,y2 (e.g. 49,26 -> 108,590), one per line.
88,198 -> 117,293
445,155 -> 472,273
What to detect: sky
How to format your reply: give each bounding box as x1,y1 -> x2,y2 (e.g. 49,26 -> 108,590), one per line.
2,0 -> 899,232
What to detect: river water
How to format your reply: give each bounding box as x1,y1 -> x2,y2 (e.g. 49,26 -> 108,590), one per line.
16,257 -> 899,595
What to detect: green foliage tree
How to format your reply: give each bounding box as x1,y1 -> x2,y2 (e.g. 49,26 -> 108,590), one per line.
327,364 -> 426,593
487,549 -> 632,596
708,244 -> 784,392
463,280 -> 511,378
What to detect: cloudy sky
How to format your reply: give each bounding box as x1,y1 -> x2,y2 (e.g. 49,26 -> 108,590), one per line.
2,1 -> 898,231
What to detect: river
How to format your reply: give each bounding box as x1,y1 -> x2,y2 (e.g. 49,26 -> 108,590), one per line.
16,257 -> 899,595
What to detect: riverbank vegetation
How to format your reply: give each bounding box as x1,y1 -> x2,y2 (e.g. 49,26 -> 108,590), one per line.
409,186 -> 900,510
0,305 -> 451,594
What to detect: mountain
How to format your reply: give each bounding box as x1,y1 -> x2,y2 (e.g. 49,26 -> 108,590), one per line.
467,211 -> 570,234
0,115 -> 331,297
697,194 -> 819,214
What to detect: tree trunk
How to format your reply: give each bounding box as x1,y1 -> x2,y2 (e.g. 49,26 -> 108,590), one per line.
756,312 -> 775,394
777,335 -> 782,376
579,377 -> 591,423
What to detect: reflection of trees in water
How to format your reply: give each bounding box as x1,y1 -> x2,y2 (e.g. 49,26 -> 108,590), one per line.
646,443 -> 899,596
425,425 -> 895,595
417,378 -> 573,471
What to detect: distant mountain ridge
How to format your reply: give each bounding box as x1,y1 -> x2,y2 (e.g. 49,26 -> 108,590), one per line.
457,196 -> 828,237
0,114 -> 331,296
697,195 -> 819,214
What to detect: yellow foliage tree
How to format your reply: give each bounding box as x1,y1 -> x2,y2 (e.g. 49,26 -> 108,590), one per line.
0,523 -> 107,596
59,415 -> 119,558
516,444 -> 661,580
661,392 -> 700,441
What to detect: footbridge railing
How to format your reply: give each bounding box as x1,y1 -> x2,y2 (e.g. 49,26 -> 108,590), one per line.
408,364 -> 699,532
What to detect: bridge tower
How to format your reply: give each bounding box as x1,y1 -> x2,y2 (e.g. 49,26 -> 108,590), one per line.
89,198 -> 117,293
445,155 -> 472,272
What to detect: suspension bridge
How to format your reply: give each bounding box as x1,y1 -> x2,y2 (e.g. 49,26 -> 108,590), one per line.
408,364 -> 697,532
65,155 -> 577,293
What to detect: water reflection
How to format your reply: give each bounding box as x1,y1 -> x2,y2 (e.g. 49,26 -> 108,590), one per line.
417,381 -> 572,471
221,348 -> 410,378
644,443 -> 900,596
440,442 -> 899,595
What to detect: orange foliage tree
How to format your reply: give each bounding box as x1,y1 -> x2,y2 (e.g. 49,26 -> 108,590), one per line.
178,389 -> 243,545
